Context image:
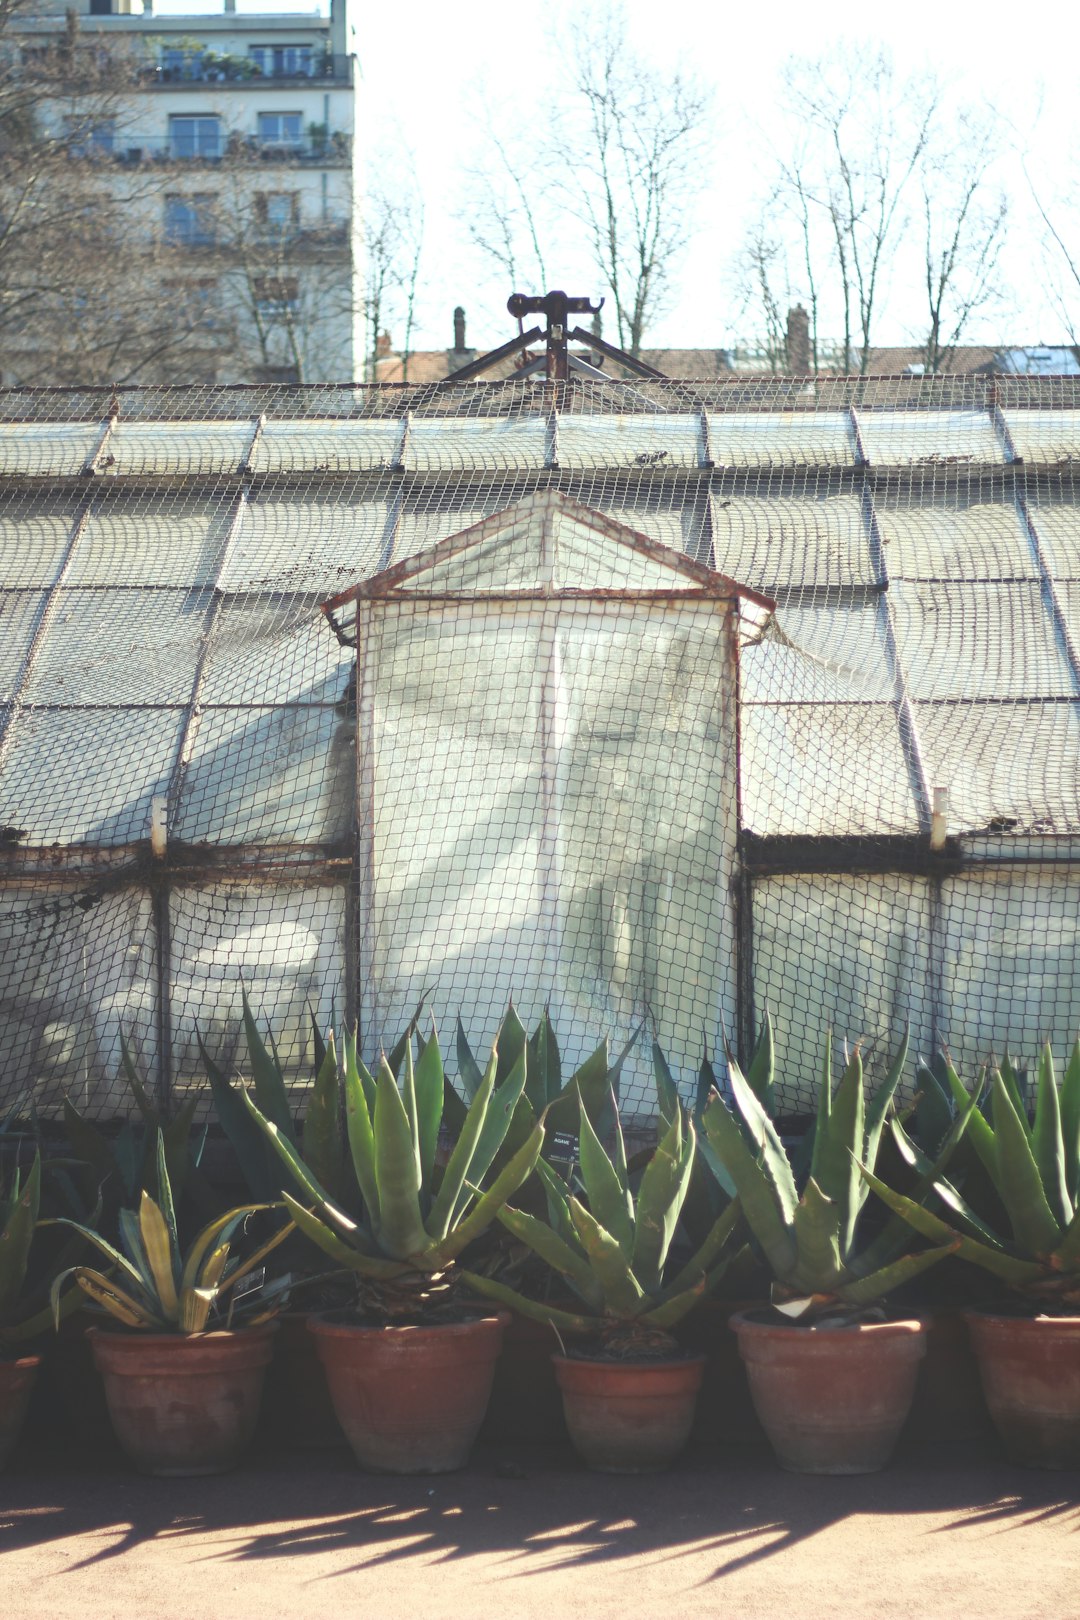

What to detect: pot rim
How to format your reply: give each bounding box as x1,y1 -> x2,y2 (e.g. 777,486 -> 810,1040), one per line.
308,1309 -> 510,1340
552,1349 -> 707,1369
964,1306 -> 1080,1326
731,1308 -> 927,1336
86,1322 -> 279,1347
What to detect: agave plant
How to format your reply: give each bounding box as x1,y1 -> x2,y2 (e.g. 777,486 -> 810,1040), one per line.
702,1032 -> 965,1320
241,1019 -> 544,1313
463,1084 -> 741,1350
49,1133 -> 294,1332
864,1041 -> 1080,1310
453,1002 -> 637,1167
0,1155 -> 69,1351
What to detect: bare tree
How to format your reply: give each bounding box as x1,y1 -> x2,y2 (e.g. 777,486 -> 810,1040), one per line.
460,4 -> 712,358
0,6 -> 229,383
919,111 -> 1008,373
779,49 -> 938,373
363,149 -> 425,381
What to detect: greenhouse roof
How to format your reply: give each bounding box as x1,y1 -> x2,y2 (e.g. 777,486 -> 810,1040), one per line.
2,375 -> 1080,857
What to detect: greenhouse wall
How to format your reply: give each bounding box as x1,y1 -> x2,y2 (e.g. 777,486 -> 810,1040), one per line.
1,376 -> 1079,1122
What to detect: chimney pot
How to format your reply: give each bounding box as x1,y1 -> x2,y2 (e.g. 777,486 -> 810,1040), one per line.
787,304 -> 811,374
453,306 -> 466,351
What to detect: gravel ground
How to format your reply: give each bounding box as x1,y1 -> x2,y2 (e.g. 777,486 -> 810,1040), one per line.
2,1435 -> 1079,1620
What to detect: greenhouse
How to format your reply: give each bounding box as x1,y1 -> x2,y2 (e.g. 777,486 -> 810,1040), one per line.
2,373 -> 1080,1123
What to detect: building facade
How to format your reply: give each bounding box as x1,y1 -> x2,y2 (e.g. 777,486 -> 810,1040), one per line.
8,0 -> 362,383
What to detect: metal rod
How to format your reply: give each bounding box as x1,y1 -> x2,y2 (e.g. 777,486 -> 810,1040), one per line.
441,327 -> 544,383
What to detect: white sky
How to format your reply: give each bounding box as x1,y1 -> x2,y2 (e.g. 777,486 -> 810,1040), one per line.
162,0 -> 1080,353
353,0 -> 1080,354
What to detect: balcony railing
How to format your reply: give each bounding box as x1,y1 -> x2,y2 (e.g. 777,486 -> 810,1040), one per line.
144,53 -> 353,87
93,132 -> 351,167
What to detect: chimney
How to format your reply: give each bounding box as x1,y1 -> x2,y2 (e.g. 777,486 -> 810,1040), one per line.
453,306 -> 466,352
376,331 -> 392,358
786,304 -> 811,374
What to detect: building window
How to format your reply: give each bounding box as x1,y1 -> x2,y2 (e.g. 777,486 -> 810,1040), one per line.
164,194 -> 216,247
255,191 -> 299,235
253,276 -> 300,316
89,0 -> 114,13
169,116 -> 221,160
162,276 -> 221,329
257,112 -> 303,148
65,117 -> 115,157
249,45 -> 312,77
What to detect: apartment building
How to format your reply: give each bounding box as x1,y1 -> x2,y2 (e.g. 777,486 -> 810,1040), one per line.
8,0 -> 362,383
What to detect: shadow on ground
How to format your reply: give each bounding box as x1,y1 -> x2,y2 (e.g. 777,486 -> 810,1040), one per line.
2,1431 -> 1079,1588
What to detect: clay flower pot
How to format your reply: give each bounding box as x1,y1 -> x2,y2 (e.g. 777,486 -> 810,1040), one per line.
965,1310 -> 1080,1468
552,1352 -> 706,1473
309,1312 -> 508,1474
732,1311 -> 927,1474
0,1355 -> 40,1469
89,1325 -> 277,1477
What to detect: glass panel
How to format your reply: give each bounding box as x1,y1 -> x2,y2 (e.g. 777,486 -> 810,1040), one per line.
1029,494 -> 1080,580
556,413 -> 705,470
753,874 -> 932,1115
1001,410 -> 1080,466
891,582 -> 1072,700
223,496 -> 393,592
875,492 -> 1037,580
169,885 -> 346,1098
711,490 -> 874,589
742,604 -> 893,703
0,886 -> 157,1118
857,410 -> 1004,467
914,700 -> 1080,833
595,495 -> 708,560
23,588 -> 210,705
105,421 -> 253,477
0,496 -> 79,586
0,422 -> 101,477
940,870 -> 1080,1078
0,593 -> 46,699
0,709 -> 181,843
68,493 -> 237,587
406,416 -> 549,472
175,705 -> 352,844
394,500 -> 710,594
741,703 -> 918,835
198,602 -> 352,705
251,419 -> 404,473
707,411 -> 856,468
361,597 -> 736,1113
396,496 -> 505,563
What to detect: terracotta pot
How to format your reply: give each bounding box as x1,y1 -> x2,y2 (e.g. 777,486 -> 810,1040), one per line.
552,1352 -> 705,1473
0,1355 -> 40,1469
262,1313 -> 345,1449
732,1311 -> 927,1474
965,1310 -> 1080,1469
309,1312 -> 508,1474
480,1310 -> 567,1445
89,1325 -> 277,1477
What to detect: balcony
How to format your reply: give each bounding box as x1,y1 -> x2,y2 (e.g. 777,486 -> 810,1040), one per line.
104,132 -> 352,168
143,52 -> 353,87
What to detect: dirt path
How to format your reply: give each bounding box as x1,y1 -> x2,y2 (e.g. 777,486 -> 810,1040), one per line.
2,1441 -> 1078,1620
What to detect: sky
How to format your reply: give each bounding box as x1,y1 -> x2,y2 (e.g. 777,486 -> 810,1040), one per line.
161,0 -> 1080,354
350,0 -> 1080,354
